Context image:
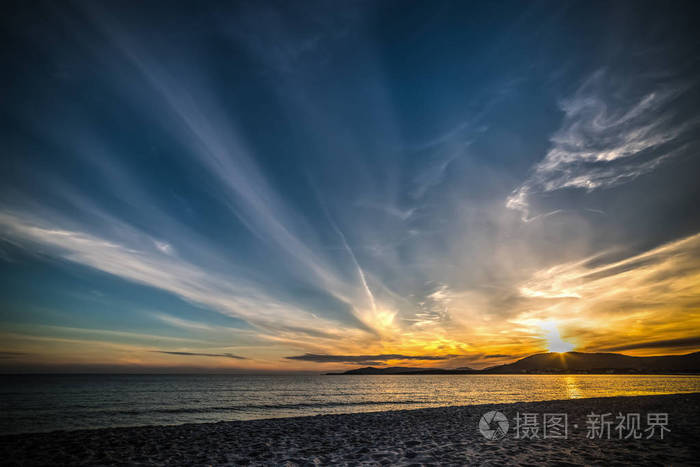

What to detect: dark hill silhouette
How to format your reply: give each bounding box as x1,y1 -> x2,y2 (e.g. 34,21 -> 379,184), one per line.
327,366 -> 428,375
325,351 -> 700,375
484,351 -> 700,373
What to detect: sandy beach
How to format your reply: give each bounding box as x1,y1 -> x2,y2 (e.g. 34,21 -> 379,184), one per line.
1,392 -> 698,466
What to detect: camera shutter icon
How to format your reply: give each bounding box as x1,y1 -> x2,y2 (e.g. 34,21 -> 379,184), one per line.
479,411 -> 509,440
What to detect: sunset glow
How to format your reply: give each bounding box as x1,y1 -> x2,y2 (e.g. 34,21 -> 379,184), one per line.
1,1 -> 699,374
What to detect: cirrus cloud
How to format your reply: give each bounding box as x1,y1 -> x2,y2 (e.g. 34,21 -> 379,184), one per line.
507,69 -> 698,220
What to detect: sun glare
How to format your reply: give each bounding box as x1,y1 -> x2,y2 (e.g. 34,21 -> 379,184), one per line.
540,321 -> 575,353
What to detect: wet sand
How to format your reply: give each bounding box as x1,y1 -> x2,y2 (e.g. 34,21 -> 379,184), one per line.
1,392 -> 698,466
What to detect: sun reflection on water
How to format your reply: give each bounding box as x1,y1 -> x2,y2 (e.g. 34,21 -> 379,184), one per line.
564,375 -> 582,399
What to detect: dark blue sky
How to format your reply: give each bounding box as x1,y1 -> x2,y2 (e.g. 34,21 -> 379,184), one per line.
1,0 -> 699,371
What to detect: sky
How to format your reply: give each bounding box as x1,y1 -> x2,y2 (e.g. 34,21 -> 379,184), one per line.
1,0 -> 699,373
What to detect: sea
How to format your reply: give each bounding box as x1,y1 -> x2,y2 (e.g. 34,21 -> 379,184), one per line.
1,374 -> 699,435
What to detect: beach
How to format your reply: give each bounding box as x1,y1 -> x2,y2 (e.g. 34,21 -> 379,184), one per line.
1,392 -> 698,466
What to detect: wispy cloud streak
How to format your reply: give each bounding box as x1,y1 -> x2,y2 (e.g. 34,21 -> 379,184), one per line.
154,351 -> 247,360
507,70 -> 697,219
0,211 -> 355,339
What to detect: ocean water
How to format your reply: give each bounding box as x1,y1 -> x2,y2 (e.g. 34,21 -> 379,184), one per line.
1,374 -> 699,435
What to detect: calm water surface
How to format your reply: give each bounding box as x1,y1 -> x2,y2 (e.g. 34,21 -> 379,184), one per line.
1,374 -> 698,434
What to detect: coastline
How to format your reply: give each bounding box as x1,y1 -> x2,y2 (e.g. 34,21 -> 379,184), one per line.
1,393 -> 698,465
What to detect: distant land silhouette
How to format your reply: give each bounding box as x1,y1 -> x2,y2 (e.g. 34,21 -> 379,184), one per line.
325,351 -> 700,375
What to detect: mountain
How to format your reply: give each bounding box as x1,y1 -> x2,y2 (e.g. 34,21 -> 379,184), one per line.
483,351 -> 700,374
325,351 -> 700,375
325,365 -> 480,375
325,366 -> 429,375
325,366 -> 474,375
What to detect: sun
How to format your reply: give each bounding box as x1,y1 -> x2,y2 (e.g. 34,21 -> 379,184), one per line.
540,321 -> 575,353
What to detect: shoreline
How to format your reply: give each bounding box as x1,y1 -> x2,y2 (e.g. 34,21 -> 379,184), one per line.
2,393 -> 699,465
3,390 -> 700,437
